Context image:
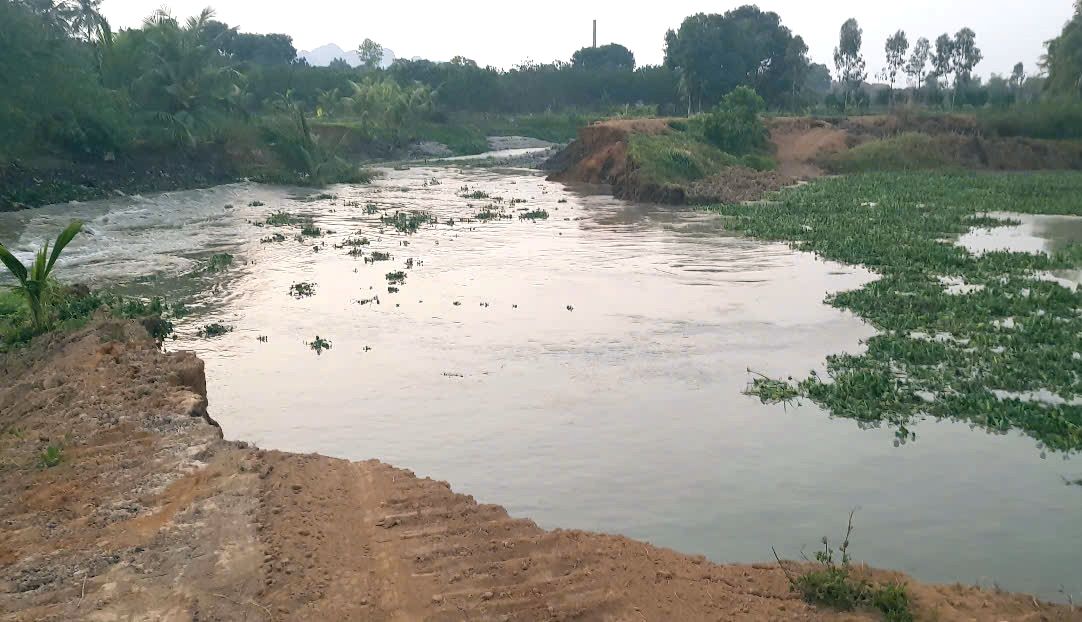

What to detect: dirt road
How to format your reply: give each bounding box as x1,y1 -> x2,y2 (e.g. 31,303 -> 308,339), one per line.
1,322 -> 1076,620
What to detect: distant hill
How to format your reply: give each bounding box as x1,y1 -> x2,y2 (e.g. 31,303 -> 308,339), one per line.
299,43 -> 396,68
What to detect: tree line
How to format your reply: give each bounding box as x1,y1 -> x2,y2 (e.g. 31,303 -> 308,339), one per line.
2,0 -> 1080,166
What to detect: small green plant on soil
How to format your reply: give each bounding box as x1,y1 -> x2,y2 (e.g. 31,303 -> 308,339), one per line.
260,233 -> 287,243
380,211 -> 432,234
385,271 -> 406,285
198,323 -> 233,338
519,209 -> 549,220
775,512 -> 914,622
204,253 -> 234,273
715,172 -> 1082,453
0,220 -> 83,332
309,335 -> 331,353
289,282 -> 316,298
265,211 -> 301,226
38,445 -> 63,469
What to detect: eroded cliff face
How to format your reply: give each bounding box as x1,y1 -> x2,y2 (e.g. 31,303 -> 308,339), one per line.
0,321 -> 1075,621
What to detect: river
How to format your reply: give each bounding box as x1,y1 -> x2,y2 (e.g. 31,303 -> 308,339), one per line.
1,160 -> 1078,601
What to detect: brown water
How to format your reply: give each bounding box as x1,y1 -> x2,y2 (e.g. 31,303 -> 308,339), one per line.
2,165 -> 1079,601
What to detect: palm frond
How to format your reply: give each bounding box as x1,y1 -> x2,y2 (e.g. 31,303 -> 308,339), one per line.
0,245 -> 29,286
45,220 -> 83,277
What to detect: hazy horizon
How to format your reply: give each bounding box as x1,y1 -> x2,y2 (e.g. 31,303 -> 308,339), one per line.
100,0 -> 1074,81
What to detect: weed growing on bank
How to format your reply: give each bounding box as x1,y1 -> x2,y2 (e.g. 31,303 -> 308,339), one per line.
775,512 -> 913,622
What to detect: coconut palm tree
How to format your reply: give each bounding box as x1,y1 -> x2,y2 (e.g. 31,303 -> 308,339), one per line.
68,0 -> 106,42
137,7 -> 244,147
0,221 -> 84,332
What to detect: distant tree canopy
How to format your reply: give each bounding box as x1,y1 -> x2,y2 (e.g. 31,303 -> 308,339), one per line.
1043,0 -> 1082,96
571,43 -> 635,71
663,5 -> 810,110
202,21 -> 297,65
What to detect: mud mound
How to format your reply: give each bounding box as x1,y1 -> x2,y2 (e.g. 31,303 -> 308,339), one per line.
769,118 -> 851,178
1,322 -> 1076,620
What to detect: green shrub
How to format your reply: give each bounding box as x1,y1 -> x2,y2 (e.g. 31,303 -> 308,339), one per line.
823,133 -> 958,173
979,101 -> 1082,140
703,86 -> 768,156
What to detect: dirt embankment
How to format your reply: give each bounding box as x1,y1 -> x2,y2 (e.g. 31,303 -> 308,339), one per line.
0,148 -> 243,212
1,321 -> 1078,621
546,114 -> 1082,205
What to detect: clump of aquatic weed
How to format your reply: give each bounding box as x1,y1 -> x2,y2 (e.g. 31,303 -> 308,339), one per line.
380,210 -> 432,234
260,233 -> 287,244
711,172 -> 1082,453
366,251 -> 391,263
198,323 -> 233,338
289,282 -> 316,298
385,271 -> 406,285
519,209 -> 549,220
744,371 -> 800,404
308,335 -> 331,354
774,511 -> 914,622
265,211 -> 307,226
203,253 -> 234,273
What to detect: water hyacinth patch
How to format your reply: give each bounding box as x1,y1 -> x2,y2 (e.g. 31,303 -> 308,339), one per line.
714,172 -> 1082,453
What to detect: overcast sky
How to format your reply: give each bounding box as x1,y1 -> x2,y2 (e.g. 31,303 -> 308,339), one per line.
101,0 -> 1073,81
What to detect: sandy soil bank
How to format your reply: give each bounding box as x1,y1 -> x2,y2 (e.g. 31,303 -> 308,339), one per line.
0,321 -> 1076,621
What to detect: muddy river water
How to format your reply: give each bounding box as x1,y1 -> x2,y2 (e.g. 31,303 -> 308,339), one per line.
2,162 -> 1079,601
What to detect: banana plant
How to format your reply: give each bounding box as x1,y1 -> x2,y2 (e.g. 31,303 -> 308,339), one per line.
0,221 -> 84,331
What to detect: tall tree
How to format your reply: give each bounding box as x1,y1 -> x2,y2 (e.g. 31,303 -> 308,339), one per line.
881,30 -> 909,105
357,38 -> 384,70
1009,62 -> 1026,95
905,37 -> 930,102
1041,0 -> 1082,97
951,28 -> 982,88
68,0 -> 106,42
833,18 -> 866,109
571,43 -> 635,71
930,33 -> 955,103
664,6 -> 810,109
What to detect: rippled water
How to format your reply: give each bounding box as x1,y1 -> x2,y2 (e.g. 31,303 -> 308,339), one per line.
2,165 -> 1079,601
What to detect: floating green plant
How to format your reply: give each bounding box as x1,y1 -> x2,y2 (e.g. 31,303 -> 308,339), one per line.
713,172 -> 1082,452
380,211 -> 432,234
265,211 -> 301,226
289,282 -> 316,298
385,271 -> 406,285
519,209 -> 549,220
308,335 -> 331,353
368,251 -> 391,262
198,323 -> 233,338
204,253 -> 234,273
248,200 -> 265,207
260,233 -> 287,243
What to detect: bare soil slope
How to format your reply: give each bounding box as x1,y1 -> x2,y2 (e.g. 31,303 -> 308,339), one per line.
1,322 -> 1077,621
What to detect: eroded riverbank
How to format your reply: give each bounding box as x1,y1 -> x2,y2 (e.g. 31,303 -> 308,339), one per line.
1,321 -> 1077,621
2,164 -> 1080,603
